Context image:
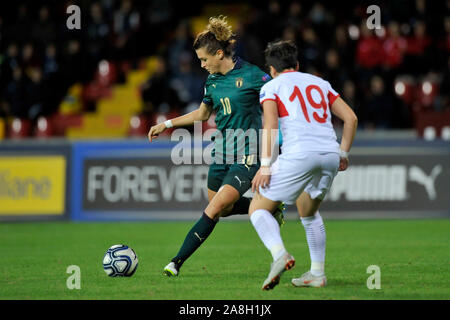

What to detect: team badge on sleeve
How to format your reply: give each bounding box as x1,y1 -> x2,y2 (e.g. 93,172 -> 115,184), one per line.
262,74 -> 271,82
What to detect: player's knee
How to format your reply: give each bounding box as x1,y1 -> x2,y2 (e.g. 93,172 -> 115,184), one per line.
205,200 -> 230,219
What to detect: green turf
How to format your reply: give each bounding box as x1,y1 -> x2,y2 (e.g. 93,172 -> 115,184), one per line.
0,219 -> 449,300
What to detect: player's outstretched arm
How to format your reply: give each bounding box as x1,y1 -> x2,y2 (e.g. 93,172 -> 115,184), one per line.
330,97 -> 358,171
148,102 -> 212,142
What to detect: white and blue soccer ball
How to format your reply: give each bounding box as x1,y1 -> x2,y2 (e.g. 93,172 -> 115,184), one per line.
102,244 -> 138,277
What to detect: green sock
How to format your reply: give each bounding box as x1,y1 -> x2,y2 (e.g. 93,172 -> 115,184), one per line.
171,212 -> 217,268
221,197 -> 251,217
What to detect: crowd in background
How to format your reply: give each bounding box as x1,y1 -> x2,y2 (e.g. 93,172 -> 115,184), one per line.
0,0 -> 448,132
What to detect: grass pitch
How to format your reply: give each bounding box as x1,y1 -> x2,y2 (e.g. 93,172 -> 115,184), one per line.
0,219 -> 449,300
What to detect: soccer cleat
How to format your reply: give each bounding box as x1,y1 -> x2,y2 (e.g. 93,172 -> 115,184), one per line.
262,252 -> 295,290
163,262 -> 179,277
272,202 -> 286,226
291,271 -> 327,288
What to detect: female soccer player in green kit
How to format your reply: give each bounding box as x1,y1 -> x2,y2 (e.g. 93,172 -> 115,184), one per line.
148,16 -> 283,277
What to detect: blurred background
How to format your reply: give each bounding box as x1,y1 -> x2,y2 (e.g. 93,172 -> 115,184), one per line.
0,0 -> 448,139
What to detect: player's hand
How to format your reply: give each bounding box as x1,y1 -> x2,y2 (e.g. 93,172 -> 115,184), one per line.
339,157 -> 349,171
252,167 -> 271,193
148,123 -> 167,142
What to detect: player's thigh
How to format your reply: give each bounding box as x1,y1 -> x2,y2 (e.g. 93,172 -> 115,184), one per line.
204,184 -> 241,219
222,163 -> 259,196
300,152 -> 339,215
296,191 -> 322,218
248,191 -> 280,216
207,163 -> 229,194
259,155 -> 314,205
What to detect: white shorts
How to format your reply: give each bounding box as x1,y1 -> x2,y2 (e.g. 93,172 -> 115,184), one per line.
259,152 -> 339,205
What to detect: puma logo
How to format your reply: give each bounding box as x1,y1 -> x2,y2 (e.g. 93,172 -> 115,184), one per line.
194,232 -> 205,242
234,176 -> 243,186
408,165 -> 442,200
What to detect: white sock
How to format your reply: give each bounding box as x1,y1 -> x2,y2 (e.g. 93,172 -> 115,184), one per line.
301,211 -> 326,276
250,209 -> 287,261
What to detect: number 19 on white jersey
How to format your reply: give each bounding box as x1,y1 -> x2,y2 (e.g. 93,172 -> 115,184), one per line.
260,71 -> 340,155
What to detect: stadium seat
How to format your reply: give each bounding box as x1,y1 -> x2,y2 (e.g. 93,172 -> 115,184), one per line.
128,114 -> 150,137
82,82 -> 113,106
33,116 -> 53,138
416,80 -> 439,108
414,109 -> 450,139
394,77 -> 415,106
7,118 -> 32,139
50,113 -> 83,136
149,111 -> 182,138
94,60 -> 117,87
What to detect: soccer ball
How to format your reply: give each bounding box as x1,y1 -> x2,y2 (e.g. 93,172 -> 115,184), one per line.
102,244 -> 138,277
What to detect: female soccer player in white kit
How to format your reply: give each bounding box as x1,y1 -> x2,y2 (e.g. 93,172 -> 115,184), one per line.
249,40 -> 358,290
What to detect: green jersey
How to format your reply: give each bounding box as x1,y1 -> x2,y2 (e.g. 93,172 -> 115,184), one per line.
203,57 -> 271,164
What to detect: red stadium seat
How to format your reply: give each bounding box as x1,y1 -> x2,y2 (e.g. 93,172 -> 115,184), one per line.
94,60 -> 117,87
82,82 -> 113,106
128,114 -> 151,137
33,116 -> 53,138
416,80 -> 439,109
394,77 -> 415,106
7,118 -> 32,139
50,113 -> 83,136
414,109 -> 450,139
149,111 -> 182,138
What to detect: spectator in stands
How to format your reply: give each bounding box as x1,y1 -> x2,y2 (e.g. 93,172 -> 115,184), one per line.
112,0 -> 140,63
3,67 -> 28,118
234,21 -> 264,68
43,43 -> 66,115
86,2 -> 110,66
26,67 -> 46,121
0,43 -> 20,92
169,52 -> 204,107
144,0 -> 174,51
308,2 -> 332,42
356,23 -> 383,70
140,56 -> 181,116
285,1 -> 303,31
382,21 -> 407,73
257,0 -> 284,45
31,6 -> 56,51
43,43 -> 59,78
365,75 -> 394,129
21,43 -> 39,70
333,24 -> 356,72
299,26 -> 323,73
355,22 -> 383,90
405,21 -> 431,76
341,80 -> 362,128
5,4 -> 31,44
61,39 -> 84,85
323,48 -> 348,93
166,20 -> 194,77
281,25 -> 297,43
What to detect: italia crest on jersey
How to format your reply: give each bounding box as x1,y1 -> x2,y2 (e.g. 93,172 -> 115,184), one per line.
235,77 -> 244,88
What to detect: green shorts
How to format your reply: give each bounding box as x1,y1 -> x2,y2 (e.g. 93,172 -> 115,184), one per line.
207,162 -> 260,196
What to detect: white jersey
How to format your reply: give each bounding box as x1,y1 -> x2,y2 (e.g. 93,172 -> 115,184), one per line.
260,71 -> 340,155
